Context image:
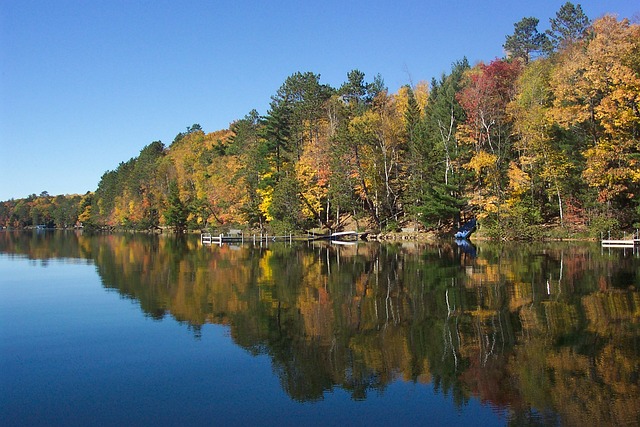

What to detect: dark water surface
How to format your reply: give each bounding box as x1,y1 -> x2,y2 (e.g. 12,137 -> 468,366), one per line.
1,231 -> 638,426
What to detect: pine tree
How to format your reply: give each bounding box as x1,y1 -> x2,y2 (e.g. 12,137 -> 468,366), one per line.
545,2 -> 590,53
504,17 -> 548,63
164,180 -> 187,233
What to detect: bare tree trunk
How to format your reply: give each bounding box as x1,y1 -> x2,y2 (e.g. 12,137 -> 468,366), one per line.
438,105 -> 456,185
557,185 -> 564,227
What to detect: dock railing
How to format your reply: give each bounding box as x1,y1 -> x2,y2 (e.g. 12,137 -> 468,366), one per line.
601,229 -> 640,247
201,231 -> 296,246
201,230 -> 365,246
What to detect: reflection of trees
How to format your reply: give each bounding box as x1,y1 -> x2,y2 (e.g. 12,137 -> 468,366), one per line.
0,230 -> 94,261
509,276 -> 640,426
2,232 -> 639,424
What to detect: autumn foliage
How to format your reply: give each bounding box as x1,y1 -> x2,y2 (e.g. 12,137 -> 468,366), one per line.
1,6 -> 638,238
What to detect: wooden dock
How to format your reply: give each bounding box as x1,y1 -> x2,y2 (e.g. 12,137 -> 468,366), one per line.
308,231 -> 367,241
202,230 -> 366,246
201,232 -> 295,246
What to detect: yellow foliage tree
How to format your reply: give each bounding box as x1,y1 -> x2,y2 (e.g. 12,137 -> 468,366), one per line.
509,58 -> 571,225
550,16 -> 640,206
296,157 -> 325,225
347,92 -> 407,225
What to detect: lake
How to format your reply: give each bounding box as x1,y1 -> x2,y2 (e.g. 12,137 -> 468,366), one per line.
1,231 -> 638,426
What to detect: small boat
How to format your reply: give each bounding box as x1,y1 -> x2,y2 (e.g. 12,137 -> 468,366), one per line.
454,219 -> 476,239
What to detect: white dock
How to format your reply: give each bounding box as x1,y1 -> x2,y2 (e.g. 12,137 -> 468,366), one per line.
201,233 -> 222,245
601,239 -> 639,247
601,230 -> 640,247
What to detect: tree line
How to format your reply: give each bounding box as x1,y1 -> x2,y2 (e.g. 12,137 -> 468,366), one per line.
2,3 -> 638,238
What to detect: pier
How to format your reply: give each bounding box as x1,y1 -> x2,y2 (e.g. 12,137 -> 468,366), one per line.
601,239 -> 639,248
201,230 -> 365,246
201,231 -> 294,246
601,231 -> 640,258
601,230 -> 639,247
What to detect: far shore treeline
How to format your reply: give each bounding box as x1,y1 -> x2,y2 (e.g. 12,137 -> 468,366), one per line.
1,4 -> 639,239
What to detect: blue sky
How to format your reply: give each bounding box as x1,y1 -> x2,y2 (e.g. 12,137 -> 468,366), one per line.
1,0 -> 638,201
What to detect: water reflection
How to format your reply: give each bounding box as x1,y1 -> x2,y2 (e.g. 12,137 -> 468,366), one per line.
1,231 -> 639,425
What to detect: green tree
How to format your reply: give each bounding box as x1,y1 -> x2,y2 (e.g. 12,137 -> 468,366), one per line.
403,84 -> 460,227
421,59 -> 471,226
338,69 -> 384,113
504,17 -> 548,63
402,85 -> 426,214
269,173 -> 304,232
262,97 -> 293,178
271,72 -> 333,160
229,110 -> 269,229
172,123 -> 204,145
164,180 -> 188,232
339,69 -> 368,111
131,141 -> 164,229
545,2 -> 590,53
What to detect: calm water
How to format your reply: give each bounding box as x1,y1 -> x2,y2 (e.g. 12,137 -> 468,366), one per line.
1,231 -> 638,426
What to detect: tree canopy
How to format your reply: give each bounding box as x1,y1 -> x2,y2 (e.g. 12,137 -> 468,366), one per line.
1,4 -> 638,239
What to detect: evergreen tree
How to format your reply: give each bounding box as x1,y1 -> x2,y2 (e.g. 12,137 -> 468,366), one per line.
418,60 -> 470,227
269,173 -> 304,232
545,2 -> 590,52
229,110 -> 269,228
504,17 -> 549,63
402,85 -> 427,222
164,180 -> 187,233
262,98 -> 293,178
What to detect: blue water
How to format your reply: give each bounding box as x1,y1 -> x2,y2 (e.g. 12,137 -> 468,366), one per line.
0,254 -> 507,426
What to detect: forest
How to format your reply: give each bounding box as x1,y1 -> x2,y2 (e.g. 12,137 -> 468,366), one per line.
1,3 -> 639,239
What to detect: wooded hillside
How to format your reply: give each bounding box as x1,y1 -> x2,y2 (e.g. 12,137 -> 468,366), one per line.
2,4 -> 639,238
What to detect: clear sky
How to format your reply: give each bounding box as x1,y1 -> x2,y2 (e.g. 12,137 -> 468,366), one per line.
1,0 -> 638,201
